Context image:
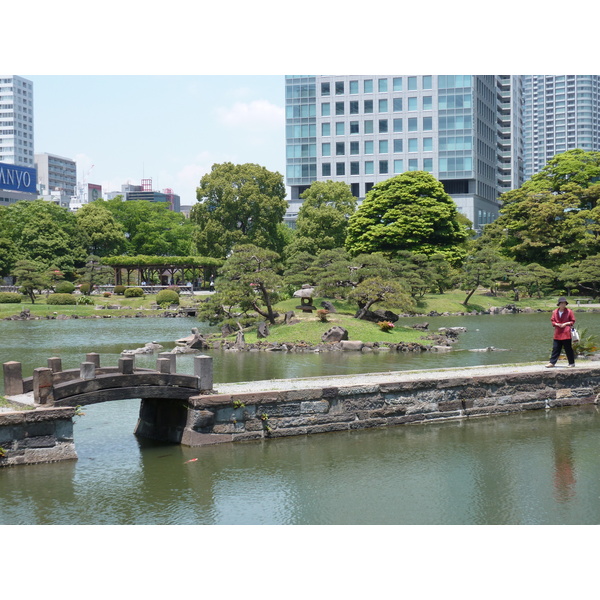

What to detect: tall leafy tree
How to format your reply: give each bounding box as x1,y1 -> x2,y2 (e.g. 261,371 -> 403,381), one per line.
345,171 -> 469,264
191,162 -> 287,258
286,181 -> 357,257
12,260 -> 53,303
75,201 -> 127,257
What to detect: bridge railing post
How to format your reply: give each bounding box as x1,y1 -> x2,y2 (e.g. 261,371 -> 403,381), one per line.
33,367 -> 54,405
47,357 -> 62,373
158,352 -> 176,373
80,362 -> 96,380
157,358 -> 172,374
3,361 -> 24,396
86,353 -> 100,368
118,357 -> 134,374
194,355 -> 213,392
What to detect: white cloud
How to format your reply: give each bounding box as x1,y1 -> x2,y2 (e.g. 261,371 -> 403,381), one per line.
215,100 -> 284,131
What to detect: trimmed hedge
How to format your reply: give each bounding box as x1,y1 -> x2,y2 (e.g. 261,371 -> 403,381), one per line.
156,289 -> 180,305
46,293 -> 77,305
0,292 -> 22,304
114,285 -> 126,295
124,287 -> 144,298
79,283 -> 91,295
55,281 -> 75,294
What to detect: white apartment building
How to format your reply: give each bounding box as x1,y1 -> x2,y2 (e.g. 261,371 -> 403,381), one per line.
35,152 -> 77,196
0,75 -> 34,168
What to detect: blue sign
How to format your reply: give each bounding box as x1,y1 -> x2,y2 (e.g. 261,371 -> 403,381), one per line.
0,162 -> 37,194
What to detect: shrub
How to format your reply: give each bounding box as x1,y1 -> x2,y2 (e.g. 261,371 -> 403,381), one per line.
316,309 -> 329,322
124,287 -> 144,298
167,285 -> 180,293
114,285 -> 126,295
103,292 -> 112,298
0,292 -> 22,304
156,289 -> 180,306
54,281 -> 75,294
76,295 -> 94,305
79,283 -> 91,295
46,293 -> 77,305
378,320 -> 395,332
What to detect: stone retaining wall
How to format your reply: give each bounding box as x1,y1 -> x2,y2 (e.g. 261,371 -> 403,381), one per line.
179,368 -> 600,446
0,407 -> 78,467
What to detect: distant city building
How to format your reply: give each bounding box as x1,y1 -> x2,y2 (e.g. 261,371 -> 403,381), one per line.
0,160 -> 38,206
105,180 -> 181,212
285,75 -> 523,231
523,75 -> 600,180
69,183 -> 103,211
0,75 -> 34,168
35,152 -> 77,196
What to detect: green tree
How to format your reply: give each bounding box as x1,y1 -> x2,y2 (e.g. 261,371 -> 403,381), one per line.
345,171 -> 469,263
209,244 -> 283,325
559,254 -> 600,299
348,276 -> 415,319
191,162 -> 287,258
287,181 -> 357,256
460,247 -> 502,305
12,260 -> 52,303
75,201 -> 127,257
105,197 -> 194,256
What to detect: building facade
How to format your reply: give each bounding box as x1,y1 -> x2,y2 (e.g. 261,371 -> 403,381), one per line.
0,75 -> 34,168
523,75 -> 600,180
285,74 -> 525,232
35,152 -> 77,196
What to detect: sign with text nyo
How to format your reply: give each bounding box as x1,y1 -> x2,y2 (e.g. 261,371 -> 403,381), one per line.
0,162 -> 37,194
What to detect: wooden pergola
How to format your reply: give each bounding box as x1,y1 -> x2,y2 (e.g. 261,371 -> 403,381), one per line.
102,255 -> 224,287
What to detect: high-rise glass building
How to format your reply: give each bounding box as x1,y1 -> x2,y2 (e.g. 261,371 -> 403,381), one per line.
0,75 -> 34,167
285,75 -> 524,232
523,75 -> 600,180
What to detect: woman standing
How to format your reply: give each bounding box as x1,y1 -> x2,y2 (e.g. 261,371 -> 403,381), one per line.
546,297 -> 576,368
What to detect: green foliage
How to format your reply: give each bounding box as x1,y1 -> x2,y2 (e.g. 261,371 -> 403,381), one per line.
345,171 -> 469,264
75,201 -> 127,257
348,276 -> 415,318
102,255 -> 223,268
573,327 -> 599,356
79,282 -> 91,295
54,281 -> 75,294
559,254 -> 600,298
191,162 -> 288,258
46,293 -> 77,305
114,285 -> 126,295
12,259 -> 53,303
0,292 -> 22,304
76,295 -> 94,305
156,289 -> 180,305
124,287 -> 144,298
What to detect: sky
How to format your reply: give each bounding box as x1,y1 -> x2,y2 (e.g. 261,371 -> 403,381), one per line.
28,74 -> 286,206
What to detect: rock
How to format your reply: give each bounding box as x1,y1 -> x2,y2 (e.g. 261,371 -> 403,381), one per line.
257,322 -> 269,338
121,342 -> 163,355
188,334 -> 210,350
221,323 -> 235,337
320,301 -> 337,313
340,340 -> 364,351
469,346 -> 509,352
430,345 -> 452,352
293,285 -> 315,298
357,309 -> 399,323
410,322 -> 429,330
321,326 -> 349,343
235,330 -> 246,349
284,311 -> 297,324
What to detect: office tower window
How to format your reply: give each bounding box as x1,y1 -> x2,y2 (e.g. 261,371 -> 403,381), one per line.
322,143 -> 331,156
364,79 -> 373,93
336,162 -> 345,175
394,159 -> 404,173
408,117 -> 418,132
393,77 -> 402,91
393,118 -> 403,132
321,103 -> 330,116
408,76 -> 417,90
379,99 -> 388,112
423,75 -> 432,89
423,158 -> 432,172
393,139 -> 403,152
423,137 -> 433,151
322,163 -> 331,176
350,100 -> 359,114
365,120 -> 374,133
378,78 -> 388,92
423,116 -> 433,131
350,80 -> 359,94
365,140 -> 374,154
408,138 -> 418,152
365,161 -> 374,174
408,97 -> 418,111
379,140 -> 389,153
408,159 -> 418,170
379,119 -> 388,133
335,81 -> 344,95
336,122 -> 345,135
350,141 -> 359,154
365,182 -> 374,193
322,122 -> 330,136
336,142 -> 345,155
350,121 -> 359,134
350,161 -> 360,175
351,182 -> 360,197
379,160 -> 389,174
423,96 -> 433,110
393,98 -> 403,112
336,102 -> 344,115
321,82 -> 330,96
364,100 -> 373,113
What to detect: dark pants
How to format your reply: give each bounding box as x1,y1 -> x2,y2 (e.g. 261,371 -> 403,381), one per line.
550,338 -> 575,365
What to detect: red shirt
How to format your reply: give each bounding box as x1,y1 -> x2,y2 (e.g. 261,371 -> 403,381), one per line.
551,307 -> 576,340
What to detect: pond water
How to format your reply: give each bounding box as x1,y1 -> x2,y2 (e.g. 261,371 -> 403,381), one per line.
1,311 -> 599,526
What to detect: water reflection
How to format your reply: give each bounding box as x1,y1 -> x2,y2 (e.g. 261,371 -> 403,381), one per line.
552,414 -> 577,503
